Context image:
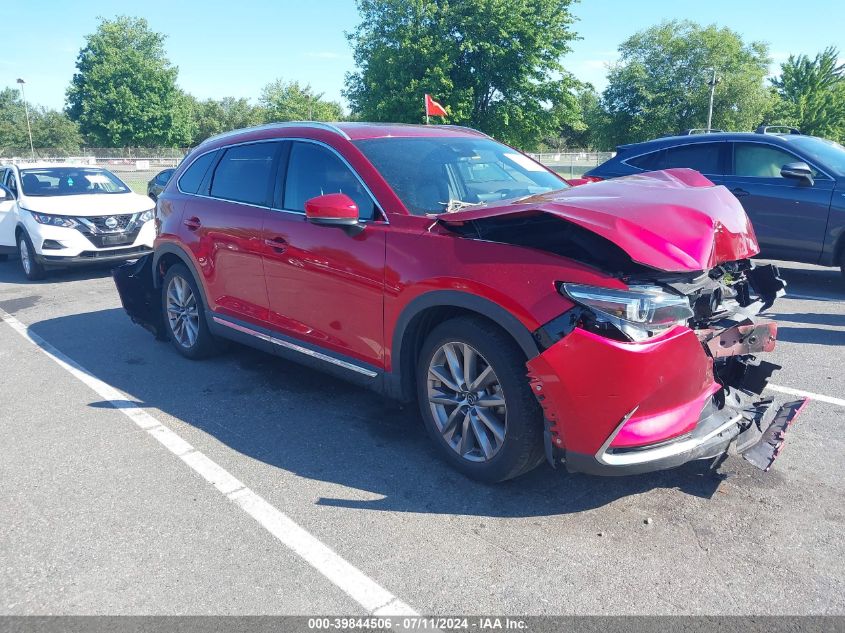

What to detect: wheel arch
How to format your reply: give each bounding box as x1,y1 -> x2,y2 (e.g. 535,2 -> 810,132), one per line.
152,243 -> 211,308
389,291 -> 540,402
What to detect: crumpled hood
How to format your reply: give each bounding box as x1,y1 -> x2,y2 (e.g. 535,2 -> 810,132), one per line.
438,168 -> 760,272
19,192 -> 154,217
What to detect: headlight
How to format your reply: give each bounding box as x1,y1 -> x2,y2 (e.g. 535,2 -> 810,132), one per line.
138,209 -> 154,223
28,211 -> 79,229
560,283 -> 693,342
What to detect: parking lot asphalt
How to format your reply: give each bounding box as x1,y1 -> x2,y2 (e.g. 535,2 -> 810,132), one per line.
0,258 -> 843,616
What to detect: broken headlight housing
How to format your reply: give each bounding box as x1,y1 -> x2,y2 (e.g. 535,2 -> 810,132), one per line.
560,283 -> 694,342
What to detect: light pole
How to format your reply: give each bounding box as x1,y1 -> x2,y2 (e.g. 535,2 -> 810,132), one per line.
16,78 -> 35,160
706,69 -> 721,132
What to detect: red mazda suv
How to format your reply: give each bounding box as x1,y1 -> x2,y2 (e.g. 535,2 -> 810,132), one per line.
114,122 -> 805,482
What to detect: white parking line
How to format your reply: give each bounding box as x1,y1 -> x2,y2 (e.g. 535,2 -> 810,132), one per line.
0,308 -> 418,617
767,383 -> 845,408
785,292 -> 845,303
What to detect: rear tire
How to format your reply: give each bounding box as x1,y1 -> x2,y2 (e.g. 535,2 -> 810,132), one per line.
161,264 -> 222,359
17,232 -> 46,281
416,316 -> 545,483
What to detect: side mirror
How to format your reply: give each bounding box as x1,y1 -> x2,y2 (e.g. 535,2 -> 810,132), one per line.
781,162 -> 814,185
304,193 -> 360,227
0,184 -> 12,201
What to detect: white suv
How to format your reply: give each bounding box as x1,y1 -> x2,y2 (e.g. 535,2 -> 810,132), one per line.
0,163 -> 155,280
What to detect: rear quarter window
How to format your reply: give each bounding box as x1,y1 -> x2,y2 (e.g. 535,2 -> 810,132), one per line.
178,151 -> 218,194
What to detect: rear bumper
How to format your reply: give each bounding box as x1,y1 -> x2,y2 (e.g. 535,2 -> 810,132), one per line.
527,319 -> 804,476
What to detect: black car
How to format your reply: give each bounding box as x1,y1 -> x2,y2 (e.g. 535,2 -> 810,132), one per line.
586,127 -> 845,276
147,168 -> 175,201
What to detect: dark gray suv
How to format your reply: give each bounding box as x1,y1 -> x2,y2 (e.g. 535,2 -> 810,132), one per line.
586,127 -> 845,276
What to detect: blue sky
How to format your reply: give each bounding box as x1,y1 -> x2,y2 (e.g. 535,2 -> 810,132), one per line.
5,0 -> 844,111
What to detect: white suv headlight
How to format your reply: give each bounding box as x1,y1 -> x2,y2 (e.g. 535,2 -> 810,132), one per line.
560,283 -> 693,342
28,211 -> 80,229
138,209 -> 154,223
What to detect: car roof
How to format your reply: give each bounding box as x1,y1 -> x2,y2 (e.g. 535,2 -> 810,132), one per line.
336,122 -> 489,140
200,121 -> 490,148
618,131 -> 814,153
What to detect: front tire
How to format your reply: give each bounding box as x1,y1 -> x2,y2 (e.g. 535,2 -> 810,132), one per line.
416,316 -> 545,483
17,232 -> 46,281
161,264 -> 221,359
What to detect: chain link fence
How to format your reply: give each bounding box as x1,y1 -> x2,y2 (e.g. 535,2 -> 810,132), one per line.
526,152 -> 615,178
0,149 -> 187,193
1,148 -> 614,193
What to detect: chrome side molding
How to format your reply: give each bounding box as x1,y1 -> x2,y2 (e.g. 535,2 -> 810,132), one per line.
212,316 -> 378,378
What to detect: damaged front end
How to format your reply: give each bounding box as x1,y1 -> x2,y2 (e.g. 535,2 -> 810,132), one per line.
527,261 -> 807,476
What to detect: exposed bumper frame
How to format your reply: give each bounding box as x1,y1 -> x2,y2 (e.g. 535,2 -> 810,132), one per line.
564,394 -> 806,477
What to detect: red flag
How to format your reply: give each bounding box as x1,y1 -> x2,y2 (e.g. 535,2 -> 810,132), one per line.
425,94 -> 448,117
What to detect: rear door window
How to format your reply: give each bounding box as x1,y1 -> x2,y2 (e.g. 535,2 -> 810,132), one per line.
210,142 -> 279,206
628,143 -> 723,175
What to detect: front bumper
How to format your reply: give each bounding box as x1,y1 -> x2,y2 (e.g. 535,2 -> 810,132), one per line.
24,216 -> 155,265
527,317 -> 805,476
39,246 -> 153,267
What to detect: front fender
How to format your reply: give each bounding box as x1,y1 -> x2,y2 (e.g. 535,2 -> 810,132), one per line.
387,289 -> 541,401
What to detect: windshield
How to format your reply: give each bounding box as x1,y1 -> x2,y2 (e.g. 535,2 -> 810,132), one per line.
784,136 -> 845,177
353,137 -> 567,215
20,167 -> 131,197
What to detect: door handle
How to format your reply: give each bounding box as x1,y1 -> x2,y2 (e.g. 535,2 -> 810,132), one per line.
730,188 -> 750,198
264,237 -> 287,252
183,216 -> 201,230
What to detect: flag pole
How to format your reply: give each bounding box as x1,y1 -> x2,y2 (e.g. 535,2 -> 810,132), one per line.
424,95 -> 429,125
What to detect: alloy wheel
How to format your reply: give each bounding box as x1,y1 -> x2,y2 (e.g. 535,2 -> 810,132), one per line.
426,341 -> 507,462
166,275 -> 199,349
19,239 -> 31,275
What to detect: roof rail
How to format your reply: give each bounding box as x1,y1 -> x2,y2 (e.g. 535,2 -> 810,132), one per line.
437,124 -> 491,138
755,125 -> 802,135
680,128 -> 726,135
202,121 -> 350,145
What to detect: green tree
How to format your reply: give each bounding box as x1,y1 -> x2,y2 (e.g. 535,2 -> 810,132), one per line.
259,79 -> 343,122
344,0 -> 581,149
188,96 -> 264,144
770,47 -> 845,142
30,110 -> 84,154
66,16 -> 192,147
547,85 -> 607,149
0,88 -> 82,155
599,21 -> 774,146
